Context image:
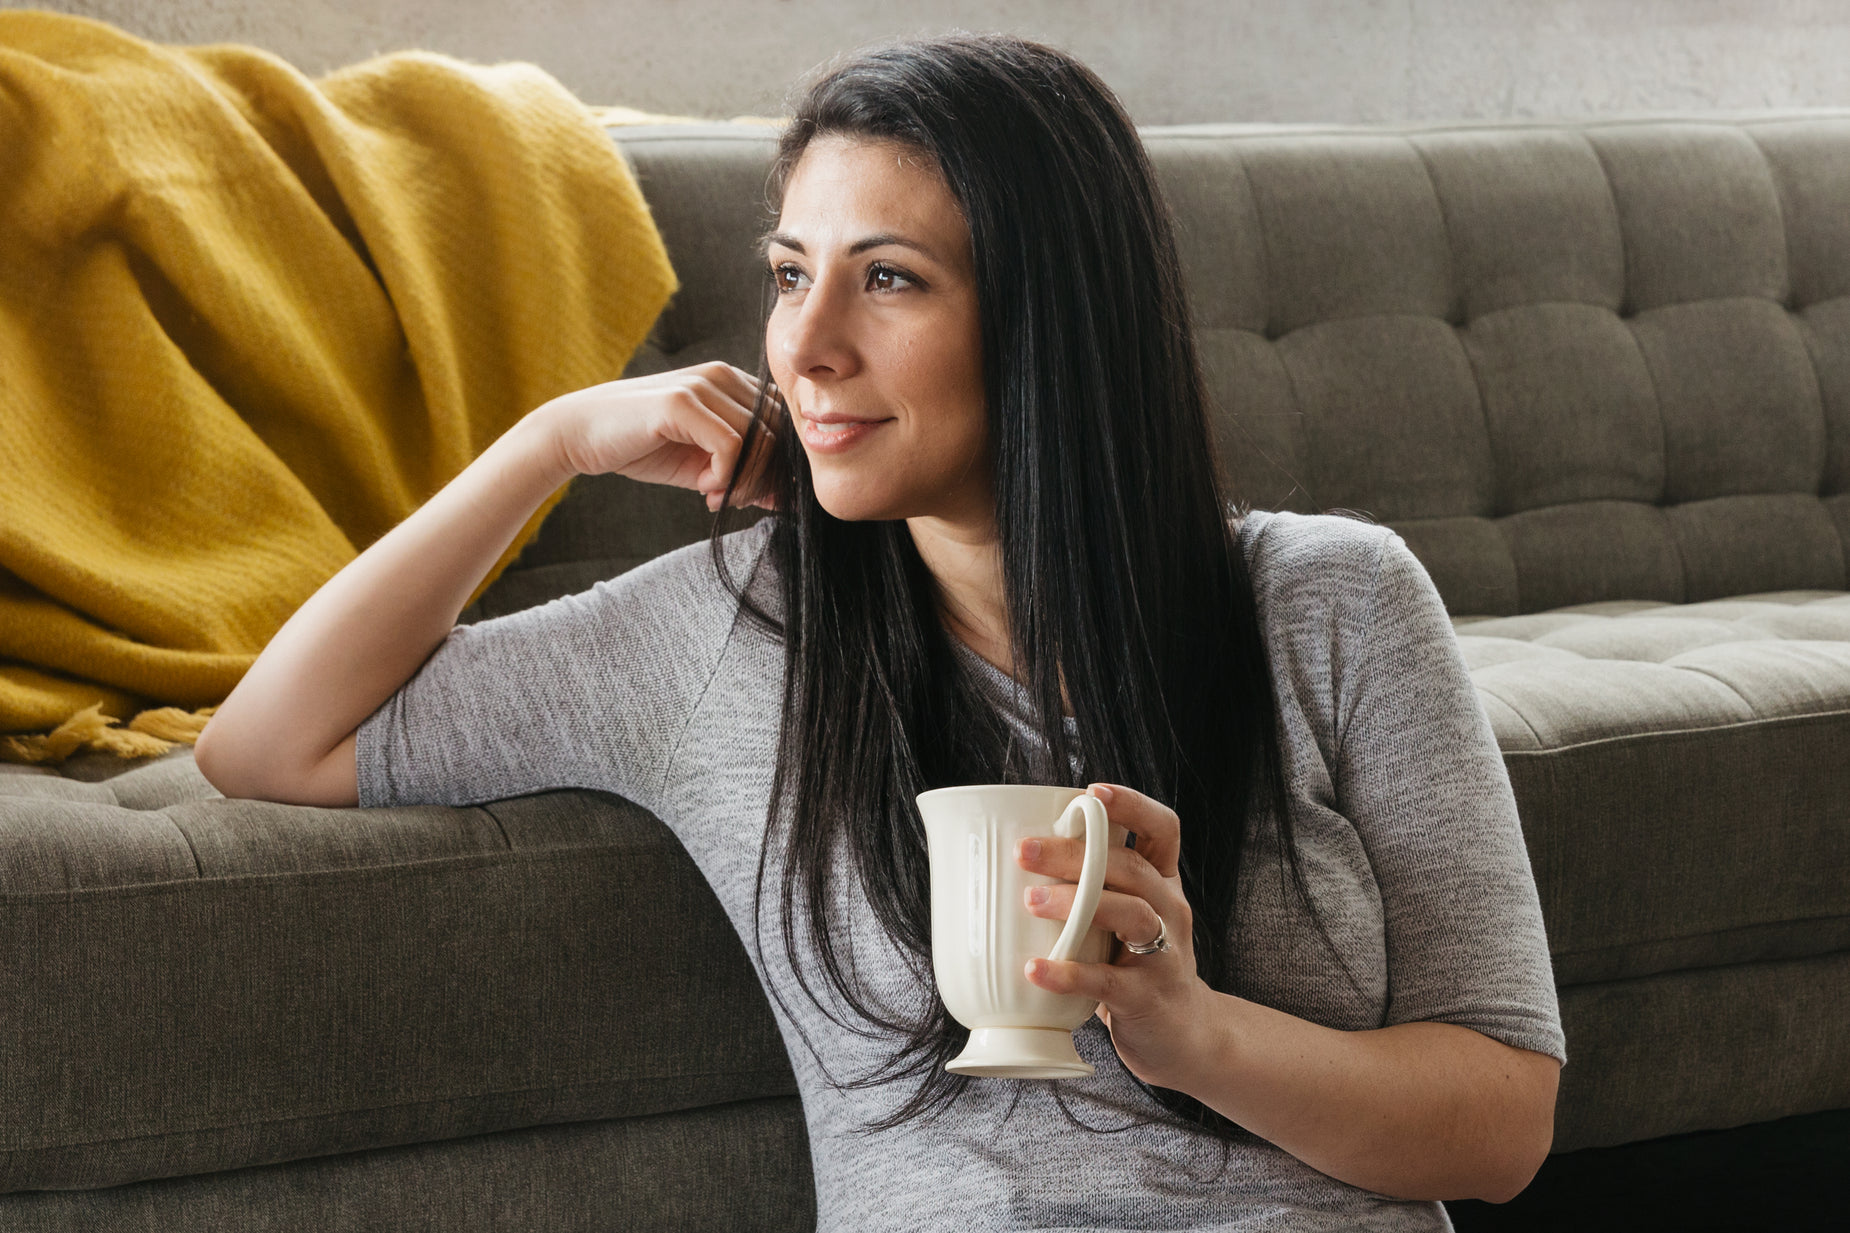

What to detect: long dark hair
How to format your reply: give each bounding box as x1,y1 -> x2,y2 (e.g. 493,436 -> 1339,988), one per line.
712,34 -> 1302,1150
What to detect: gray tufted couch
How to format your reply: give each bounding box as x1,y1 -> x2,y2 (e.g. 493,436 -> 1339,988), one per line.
4,115 -> 1848,1229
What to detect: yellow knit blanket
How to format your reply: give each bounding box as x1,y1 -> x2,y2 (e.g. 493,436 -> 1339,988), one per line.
0,14 -> 676,762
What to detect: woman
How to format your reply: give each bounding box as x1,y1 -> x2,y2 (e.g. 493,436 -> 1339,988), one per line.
198,34 -> 1564,1230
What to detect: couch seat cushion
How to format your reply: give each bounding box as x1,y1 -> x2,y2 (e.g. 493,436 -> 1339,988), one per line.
1456,591 -> 1850,750
1451,590 -> 1850,987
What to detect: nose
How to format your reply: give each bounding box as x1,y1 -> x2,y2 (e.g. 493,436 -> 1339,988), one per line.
775,269 -> 862,385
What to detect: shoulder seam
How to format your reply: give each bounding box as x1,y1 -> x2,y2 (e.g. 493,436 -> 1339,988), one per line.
1334,526 -> 1398,766
655,528 -> 774,801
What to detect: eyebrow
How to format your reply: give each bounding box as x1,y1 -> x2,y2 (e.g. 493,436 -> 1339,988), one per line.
763,231 -> 939,261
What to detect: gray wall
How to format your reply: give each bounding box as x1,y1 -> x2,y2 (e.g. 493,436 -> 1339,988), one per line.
9,0 -> 1850,124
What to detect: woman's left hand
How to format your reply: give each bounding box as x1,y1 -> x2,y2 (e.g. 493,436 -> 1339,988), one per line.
1018,782 -> 1217,1089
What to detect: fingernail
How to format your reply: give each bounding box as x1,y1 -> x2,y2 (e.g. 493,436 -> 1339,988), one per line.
1027,886 -> 1048,905
1020,839 -> 1041,860
1025,959 -> 1044,980
1090,784 -> 1114,803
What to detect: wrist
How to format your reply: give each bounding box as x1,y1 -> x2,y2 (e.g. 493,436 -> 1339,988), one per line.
1162,982 -> 1243,1099
502,397 -> 582,490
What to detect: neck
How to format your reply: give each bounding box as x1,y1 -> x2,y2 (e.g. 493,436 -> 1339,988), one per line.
906,513 -> 1011,677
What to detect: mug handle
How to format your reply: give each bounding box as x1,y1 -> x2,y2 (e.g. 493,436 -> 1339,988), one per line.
1045,794 -> 1109,964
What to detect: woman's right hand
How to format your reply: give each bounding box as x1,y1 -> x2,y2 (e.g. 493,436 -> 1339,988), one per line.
540,361 -> 776,511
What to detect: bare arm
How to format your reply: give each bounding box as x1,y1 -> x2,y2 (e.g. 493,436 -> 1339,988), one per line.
1172,992 -> 1558,1202
1021,783 -> 1558,1204
194,362 -> 767,806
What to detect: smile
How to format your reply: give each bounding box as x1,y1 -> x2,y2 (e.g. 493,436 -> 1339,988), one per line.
799,413 -> 894,453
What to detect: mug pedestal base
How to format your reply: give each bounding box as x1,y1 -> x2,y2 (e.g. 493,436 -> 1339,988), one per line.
946,1027 -> 1095,1079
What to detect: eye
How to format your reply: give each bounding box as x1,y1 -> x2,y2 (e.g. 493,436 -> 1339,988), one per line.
867,262 -> 917,293
772,263 -> 810,294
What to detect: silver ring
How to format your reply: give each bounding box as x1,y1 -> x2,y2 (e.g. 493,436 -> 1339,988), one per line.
1123,916 -> 1172,955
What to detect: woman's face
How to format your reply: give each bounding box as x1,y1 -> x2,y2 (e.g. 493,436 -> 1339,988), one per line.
765,134 -> 990,526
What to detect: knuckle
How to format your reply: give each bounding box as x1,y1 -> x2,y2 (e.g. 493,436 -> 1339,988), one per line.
1118,847 -> 1155,881
1166,903 -> 1193,939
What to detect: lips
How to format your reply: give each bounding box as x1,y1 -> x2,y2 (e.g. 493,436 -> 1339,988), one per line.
799,411 -> 894,453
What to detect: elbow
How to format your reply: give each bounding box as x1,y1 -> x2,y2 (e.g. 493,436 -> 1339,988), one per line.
192,719 -> 250,799
1472,1074 -> 1557,1204
193,716 -> 280,802
195,716 -> 359,807
1475,1145 -> 1548,1205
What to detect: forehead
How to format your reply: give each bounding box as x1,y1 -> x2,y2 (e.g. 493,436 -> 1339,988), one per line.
776,134 -> 969,256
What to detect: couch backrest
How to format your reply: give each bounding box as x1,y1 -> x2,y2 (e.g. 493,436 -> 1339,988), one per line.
497,117 -> 1850,620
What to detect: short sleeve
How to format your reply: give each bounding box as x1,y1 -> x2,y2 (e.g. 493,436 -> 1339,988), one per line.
355,521 -> 772,815
1334,532 -> 1567,1063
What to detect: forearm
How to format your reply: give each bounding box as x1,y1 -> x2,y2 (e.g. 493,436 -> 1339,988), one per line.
196,405 -> 573,804
1171,990 -> 1558,1203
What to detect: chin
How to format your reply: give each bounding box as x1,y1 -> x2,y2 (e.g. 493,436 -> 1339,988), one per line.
806,465 -> 918,523
810,483 -> 906,523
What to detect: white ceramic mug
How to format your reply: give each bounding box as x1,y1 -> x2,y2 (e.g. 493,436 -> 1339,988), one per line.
916,784 -> 1127,1078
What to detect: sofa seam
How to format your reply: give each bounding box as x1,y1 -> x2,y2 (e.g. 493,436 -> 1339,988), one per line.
1739,127 -> 1799,311
606,115 -> 1850,151
1138,112 -> 1850,141
473,802 -> 513,851
1650,657 -> 1772,720
1470,679 -> 1547,749
1741,127 -> 1844,538
1575,128 -> 1692,599
164,814 -> 205,880
1406,137 -> 1522,619
1554,944 -> 1850,992
0,1070 -> 802,1156
0,833 -> 654,904
1498,704 -> 1850,758
1554,911 -> 1850,961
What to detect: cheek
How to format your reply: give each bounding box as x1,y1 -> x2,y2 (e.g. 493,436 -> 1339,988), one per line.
763,318 -> 794,397
923,326 -> 987,466
887,340 -> 984,460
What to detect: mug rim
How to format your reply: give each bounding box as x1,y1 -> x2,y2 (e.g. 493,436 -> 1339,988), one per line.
915,783 -> 1088,808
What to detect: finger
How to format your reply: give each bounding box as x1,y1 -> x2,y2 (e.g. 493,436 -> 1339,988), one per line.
681,370 -> 761,437
1017,833 -> 1170,902
657,392 -> 744,497
679,368 -> 781,510
727,410 -> 782,511
1025,885 -> 1166,946
1088,783 -> 1182,880
690,360 -> 768,416
1024,955 -> 1128,1003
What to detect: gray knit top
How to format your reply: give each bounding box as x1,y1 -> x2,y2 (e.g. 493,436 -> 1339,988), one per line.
358,509 -> 1565,1232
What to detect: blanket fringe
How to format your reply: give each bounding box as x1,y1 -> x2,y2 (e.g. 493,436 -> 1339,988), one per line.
0,703 -> 218,766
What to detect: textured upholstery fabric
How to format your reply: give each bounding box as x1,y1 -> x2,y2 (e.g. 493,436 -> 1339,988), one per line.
1556,952 -> 1850,1150
1457,593 -> 1850,750
0,1098 -> 813,1232
1155,121 -> 1850,619
6,116 -> 1849,1216
0,761 -> 794,1190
